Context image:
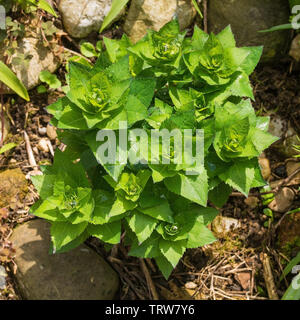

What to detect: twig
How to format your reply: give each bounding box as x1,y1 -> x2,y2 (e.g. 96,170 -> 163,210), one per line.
260,253 -> 279,300
274,168 -> 300,193
139,258 -> 159,300
23,131 -> 38,170
203,0 -> 208,33
62,47 -> 91,63
146,258 -> 156,273
46,139 -> 55,157
0,94 -> 4,147
110,261 -> 145,300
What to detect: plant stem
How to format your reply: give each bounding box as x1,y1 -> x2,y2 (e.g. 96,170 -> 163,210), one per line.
0,94 -> 4,147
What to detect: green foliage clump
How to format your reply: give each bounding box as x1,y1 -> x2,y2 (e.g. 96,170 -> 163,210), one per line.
30,20 -> 277,279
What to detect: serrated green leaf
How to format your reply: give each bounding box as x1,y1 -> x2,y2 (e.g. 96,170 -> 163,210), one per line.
159,239 -> 186,268
216,25 -> 236,48
187,223 -> 216,248
87,220 -> 121,244
164,171 -> 208,206
127,210 -> 157,243
219,159 -> 257,196
155,255 -> 174,279
51,221 -> 88,251
129,232 -> 161,258
208,182 -> 232,207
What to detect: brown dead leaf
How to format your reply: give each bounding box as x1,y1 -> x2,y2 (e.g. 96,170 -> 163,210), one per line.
235,272 -> 251,290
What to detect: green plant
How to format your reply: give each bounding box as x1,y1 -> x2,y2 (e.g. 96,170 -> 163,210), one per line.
80,41 -> 102,58
30,20 -> 277,279
39,70 -> 61,91
281,251 -> 300,300
292,135 -> 300,157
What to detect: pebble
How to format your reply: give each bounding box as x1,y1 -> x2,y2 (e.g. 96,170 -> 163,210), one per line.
37,138 -> 49,153
244,196 -> 259,209
259,157 -> 271,181
286,161 -> 300,185
268,187 -> 295,213
212,216 -> 241,238
33,147 -> 39,155
38,127 -> 47,136
185,282 -> 197,290
46,124 -> 57,141
0,265 -> 7,290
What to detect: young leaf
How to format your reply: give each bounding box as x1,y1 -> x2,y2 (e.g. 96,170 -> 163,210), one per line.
127,210 -> 157,243
80,42 -> 97,58
187,223 -> 216,248
87,221 -> 121,244
159,239 -> 186,268
0,142 -> 17,154
155,255 -> 174,279
50,221 -> 88,251
164,171 -> 208,207
39,70 -> 61,89
129,232 -> 161,258
219,159 -> 257,196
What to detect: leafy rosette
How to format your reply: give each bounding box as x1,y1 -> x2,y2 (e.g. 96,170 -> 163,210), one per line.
48,56 -> 156,130
128,19 -> 185,69
30,20 -> 278,279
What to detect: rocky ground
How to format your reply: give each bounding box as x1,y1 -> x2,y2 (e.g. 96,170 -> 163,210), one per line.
0,0 -> 300,300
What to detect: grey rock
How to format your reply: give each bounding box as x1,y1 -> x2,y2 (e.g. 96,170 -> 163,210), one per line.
124,0 -> 196,43
208,0 -> 292,62
10,219 -> 119,300
268,187 -> 295,213
212,216 -> 240,238
268,115 -> 299,158
289,34 -> 300,62
0,265 -> 7,290
37,138 -> 50,153
0,38 -> 60,91
59,0 -> 123,38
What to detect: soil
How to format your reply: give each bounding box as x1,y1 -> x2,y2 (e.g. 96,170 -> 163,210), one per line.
1,13 -> 300,300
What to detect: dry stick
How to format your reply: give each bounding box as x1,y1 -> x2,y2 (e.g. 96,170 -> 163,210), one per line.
260,253 -> 279,300
46,139 -> 55,157
108,259 -> 145,300
203,0 -> 208,33
23,131 -> 38,170
0,93 -> 4,147
274,167 -> 300,193
63,47 -> 91,63
139,258 -> 159,300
